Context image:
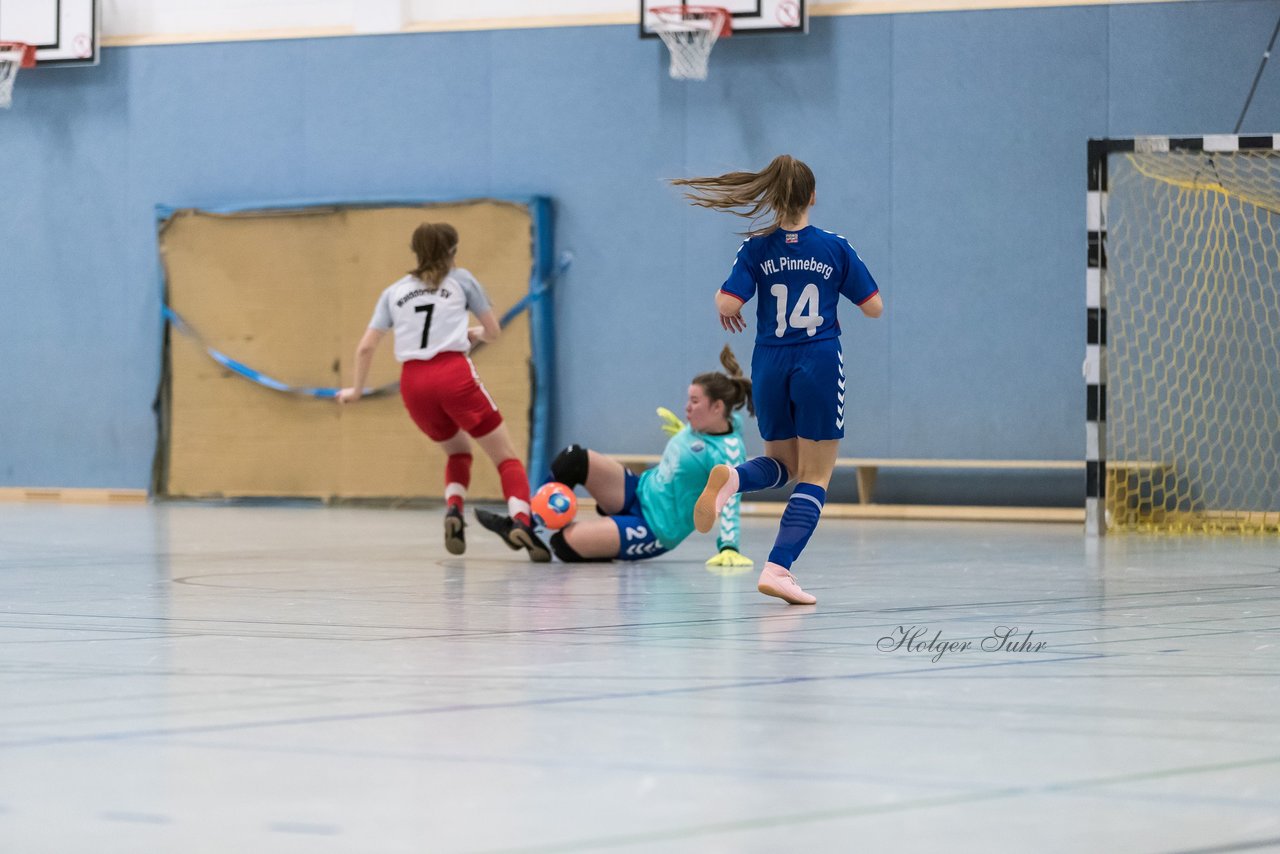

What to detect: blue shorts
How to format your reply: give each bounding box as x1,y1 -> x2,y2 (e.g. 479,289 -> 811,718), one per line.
608,471 -> 670,561
752,337 -> 846,442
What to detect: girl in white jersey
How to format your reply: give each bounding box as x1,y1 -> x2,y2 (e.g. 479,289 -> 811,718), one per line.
673,155 -> 885,605
336,223 -> 550,562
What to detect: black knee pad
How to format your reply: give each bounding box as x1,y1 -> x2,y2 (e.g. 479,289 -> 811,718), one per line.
550,444 -> 589,488
550,530 -> 608,563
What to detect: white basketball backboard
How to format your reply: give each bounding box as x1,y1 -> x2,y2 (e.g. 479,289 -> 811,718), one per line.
640,0 -> 808,37
0,0 -> 99,66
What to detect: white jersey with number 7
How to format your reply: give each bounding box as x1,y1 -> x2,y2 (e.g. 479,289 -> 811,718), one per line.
369,268 -> 493,362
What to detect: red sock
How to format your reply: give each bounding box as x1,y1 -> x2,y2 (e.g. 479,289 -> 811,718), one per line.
445,453 -> 472,510
497,458 -> 532,526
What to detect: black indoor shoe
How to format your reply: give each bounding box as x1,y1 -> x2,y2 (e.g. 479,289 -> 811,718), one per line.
443,505 -> 466,556
474,508 -> 551,563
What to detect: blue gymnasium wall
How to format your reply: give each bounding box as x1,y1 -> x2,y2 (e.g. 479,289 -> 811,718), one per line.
2,0 -> 1278,497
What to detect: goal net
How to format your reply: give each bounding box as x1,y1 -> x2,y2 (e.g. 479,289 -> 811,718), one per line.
1101,142 -> 1280,533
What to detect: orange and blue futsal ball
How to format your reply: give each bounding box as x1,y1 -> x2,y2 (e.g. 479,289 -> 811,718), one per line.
532,482 -> 577,530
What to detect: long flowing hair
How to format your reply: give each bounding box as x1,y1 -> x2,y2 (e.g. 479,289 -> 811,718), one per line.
671,154 -> 815,237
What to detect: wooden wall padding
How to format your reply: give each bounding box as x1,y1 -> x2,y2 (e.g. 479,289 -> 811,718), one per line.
160,201 -> 533,500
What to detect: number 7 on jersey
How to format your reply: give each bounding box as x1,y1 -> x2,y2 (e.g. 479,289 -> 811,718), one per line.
415,304 -> 435,348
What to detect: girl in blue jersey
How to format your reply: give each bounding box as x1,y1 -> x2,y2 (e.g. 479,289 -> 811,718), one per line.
673,155 -> 884,604
492,347 -> 754,565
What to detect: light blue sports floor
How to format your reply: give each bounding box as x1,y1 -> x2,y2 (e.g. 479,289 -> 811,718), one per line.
1,504 -> 1277,853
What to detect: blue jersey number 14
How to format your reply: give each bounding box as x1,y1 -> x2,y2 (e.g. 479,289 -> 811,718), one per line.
769,283 -> 824,338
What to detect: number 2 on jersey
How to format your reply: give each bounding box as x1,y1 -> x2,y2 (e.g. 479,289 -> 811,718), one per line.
769,283 -> 824,337
415,304 -> 435,349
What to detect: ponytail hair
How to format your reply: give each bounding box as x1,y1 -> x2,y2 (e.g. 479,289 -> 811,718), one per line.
409,222 -> 459,289
692,345 -> 754,419
670,154 -> 816,237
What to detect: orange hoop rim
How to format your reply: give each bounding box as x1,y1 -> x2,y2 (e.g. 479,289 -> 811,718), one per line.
649,6 -> 733,38
0,42 -> 37,68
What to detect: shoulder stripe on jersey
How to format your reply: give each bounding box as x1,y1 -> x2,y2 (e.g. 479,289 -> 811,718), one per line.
820,227 -> 856,249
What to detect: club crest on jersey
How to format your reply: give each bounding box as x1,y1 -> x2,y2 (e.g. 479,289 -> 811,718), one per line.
690,441 -> 705,453
785,233 -> 799,244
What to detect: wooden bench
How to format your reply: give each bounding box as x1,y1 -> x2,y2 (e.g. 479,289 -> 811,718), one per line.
0,487 -> 148,503
605,454 -> 1163,524
838,458 -> 1082,504
611,455 -> 1084,500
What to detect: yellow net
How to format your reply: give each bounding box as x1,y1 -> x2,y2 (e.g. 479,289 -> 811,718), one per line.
1106,150 -> 1280,533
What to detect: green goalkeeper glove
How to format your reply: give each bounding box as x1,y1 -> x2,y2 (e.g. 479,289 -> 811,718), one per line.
705,547 -> 753,569
657,406 -> 685,437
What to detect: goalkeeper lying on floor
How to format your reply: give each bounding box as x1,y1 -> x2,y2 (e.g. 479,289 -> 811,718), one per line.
476,346 -> 755,568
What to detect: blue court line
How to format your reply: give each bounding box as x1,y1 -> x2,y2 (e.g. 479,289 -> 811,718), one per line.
1166,837 -> 1280,854
267,822 -> 342,836
476,755 -> 1280,854
0,653 -> 1101,751
1052,787 -> 1280,812
158,736 -> 984,790
151,712 -> 1280,793
101,811 -> 172,825
0,603 -> 1013,640
878,582 -> 1280,614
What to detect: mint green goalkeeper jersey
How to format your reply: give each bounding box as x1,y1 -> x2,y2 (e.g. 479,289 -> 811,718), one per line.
635,413 -> 747,551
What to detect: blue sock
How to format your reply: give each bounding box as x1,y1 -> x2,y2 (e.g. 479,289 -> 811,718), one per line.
767,483 -> 826,569
734,456 -> 789,493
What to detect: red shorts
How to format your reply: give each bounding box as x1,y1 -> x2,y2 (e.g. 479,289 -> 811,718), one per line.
399,352 -> 503,442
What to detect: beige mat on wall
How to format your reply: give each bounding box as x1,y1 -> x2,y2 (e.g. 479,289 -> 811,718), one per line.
158,200 -> 533,500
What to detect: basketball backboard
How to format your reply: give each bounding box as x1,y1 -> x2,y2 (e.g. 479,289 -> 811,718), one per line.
640,0 -> 808,37
0,0 -> 99,66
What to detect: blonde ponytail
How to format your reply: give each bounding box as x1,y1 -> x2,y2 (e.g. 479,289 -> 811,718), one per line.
670,154 -> 816,237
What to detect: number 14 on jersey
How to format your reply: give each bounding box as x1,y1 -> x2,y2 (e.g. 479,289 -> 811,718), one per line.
770,283 -> 824,337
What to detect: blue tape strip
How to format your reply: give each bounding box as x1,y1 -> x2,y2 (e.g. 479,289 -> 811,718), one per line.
162,305 -> 368,398
155,195 -> 547,222
162,299 -> 551,399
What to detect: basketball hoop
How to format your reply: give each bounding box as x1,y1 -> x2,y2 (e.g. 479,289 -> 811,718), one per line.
0,42 -> 36,109
650,6 -> 731,81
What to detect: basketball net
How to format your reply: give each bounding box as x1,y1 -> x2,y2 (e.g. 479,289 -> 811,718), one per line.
650,6 -> 731,81
0,43 -> 36,109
